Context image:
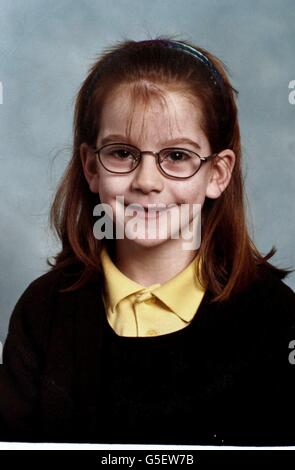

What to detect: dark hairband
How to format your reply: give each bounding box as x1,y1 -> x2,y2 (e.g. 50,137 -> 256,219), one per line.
86,39 -> 224,104
137,39 -> 224,90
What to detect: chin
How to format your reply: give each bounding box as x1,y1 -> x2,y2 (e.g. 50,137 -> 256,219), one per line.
122,233 -> 169,249
128,233 -> 168,248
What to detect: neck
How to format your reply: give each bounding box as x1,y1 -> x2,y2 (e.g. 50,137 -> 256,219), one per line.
113,238 -> 198,286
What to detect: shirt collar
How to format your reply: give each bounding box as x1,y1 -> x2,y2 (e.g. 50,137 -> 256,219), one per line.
100,245 -> 204,323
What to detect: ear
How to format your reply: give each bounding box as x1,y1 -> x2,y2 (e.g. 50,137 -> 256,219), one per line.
205,149 -> 236,199
80,143 -> 100,193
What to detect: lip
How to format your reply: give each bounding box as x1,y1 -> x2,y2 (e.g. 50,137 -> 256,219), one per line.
124,202 -> 176,211
123,203 -> 173,219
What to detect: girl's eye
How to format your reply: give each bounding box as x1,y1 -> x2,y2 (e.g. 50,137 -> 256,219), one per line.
100,145 -> 139,172
162,150 -> 190,162
103,145 -> 139,161
112,148 -> 136,160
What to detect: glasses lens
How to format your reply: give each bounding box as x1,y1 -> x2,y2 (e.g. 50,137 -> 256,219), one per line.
99,144 -> 140,172
159,148 -> 201,177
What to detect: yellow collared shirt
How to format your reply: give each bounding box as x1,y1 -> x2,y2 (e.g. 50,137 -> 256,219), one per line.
100,245 -> 205,337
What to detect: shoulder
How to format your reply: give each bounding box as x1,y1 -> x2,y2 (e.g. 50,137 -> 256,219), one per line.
9,267 -> 67,327
224,264 -> 295,309
5,265 -> 95,354
15,268 -> 64,305
228,265 -> 295,339
207,265 -> 295,338
12,263 -> 91,310
248,265 -> 295,310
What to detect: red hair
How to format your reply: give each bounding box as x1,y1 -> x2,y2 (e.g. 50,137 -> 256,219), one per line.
47,35 -> 292,301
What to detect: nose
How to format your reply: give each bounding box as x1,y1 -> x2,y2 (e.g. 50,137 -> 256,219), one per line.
131,152 -> 164,193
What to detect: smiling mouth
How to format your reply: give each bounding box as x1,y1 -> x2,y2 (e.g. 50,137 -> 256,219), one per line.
124,203 -> 177,212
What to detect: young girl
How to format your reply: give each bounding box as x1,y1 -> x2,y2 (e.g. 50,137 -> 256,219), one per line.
1,37 -> 295,446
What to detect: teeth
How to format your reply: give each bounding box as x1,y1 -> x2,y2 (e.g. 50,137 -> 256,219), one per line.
145,208 -> 164,211
124,203 -> 170,212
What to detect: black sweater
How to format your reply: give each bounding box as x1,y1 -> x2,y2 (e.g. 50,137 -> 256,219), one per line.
0,265 -> 295,445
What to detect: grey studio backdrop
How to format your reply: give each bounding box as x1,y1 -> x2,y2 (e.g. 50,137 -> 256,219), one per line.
0,0 -> 294,346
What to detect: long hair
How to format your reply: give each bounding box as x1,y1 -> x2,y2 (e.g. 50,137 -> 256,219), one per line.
47,35 -> 292,301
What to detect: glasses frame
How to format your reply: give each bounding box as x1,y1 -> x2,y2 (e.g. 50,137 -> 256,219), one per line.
92,142 -> 218,180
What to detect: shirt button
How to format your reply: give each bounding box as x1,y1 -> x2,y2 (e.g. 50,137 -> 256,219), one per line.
146,329 -> 158,336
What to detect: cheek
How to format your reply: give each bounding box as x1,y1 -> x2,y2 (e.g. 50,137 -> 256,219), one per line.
97,176 -> 130,205
174,179 -> 208,206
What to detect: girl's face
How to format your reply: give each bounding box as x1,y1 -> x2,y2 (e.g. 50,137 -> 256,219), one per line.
81,84 -> 235,249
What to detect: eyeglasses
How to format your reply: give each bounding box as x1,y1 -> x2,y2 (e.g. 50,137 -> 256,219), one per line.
92,143 -> 218,179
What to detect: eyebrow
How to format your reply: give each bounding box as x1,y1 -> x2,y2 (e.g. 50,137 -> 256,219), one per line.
99,134 -> 201,150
